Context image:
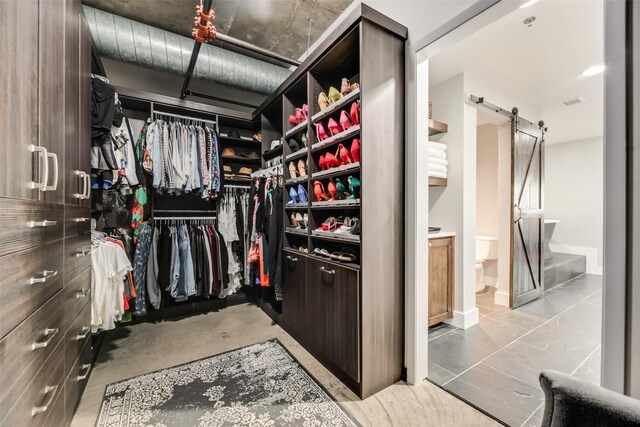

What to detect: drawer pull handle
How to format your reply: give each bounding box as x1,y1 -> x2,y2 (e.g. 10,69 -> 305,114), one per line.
28,145 -> 49,191
77,364 -> 91,381
44,151 -> 59,192
76,326 -> 91,341
31,384 -> 58,416
74,217 -> 89,223
27,220 -> 57,228
319,266 -> 335,275
73,171 -> 86,199
32,328 -> 59,350
286,256 -> 298,262
83,173 -> 91,199
28,270 -> 58,285
75,288 -> 90,299
75,250 -> 90,257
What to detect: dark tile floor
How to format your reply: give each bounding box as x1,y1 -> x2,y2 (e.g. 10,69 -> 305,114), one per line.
428,274 -> 603,427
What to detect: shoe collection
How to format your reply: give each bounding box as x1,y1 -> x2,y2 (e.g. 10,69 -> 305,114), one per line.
288,104 -> 309,128
318,138 -> 360,171
315,216 -> 360,236
288,159 -> 308,179
313,176 -> 360,202
290,213 -> 309,230
314,102 -> 360,142
312,246 -> 359,263
317,78 -> 360,111
287,184 -> 308,204
288,133 -> 308,153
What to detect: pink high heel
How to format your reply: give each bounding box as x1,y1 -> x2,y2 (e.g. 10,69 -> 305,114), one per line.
350,139 -> 360,163
350,102 -> 360,126
339,110 -> 353,130
327,118 -> 343,136
319,155 -> 327,171
302,104 -> 309,118
315,123 -> 328,141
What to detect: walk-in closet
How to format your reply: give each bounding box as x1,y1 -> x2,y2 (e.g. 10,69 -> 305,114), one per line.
0,1 -> 407,425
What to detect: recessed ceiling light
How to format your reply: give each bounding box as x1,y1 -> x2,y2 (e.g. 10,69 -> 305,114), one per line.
582,64 -> 605,76
520,0 -> 539,8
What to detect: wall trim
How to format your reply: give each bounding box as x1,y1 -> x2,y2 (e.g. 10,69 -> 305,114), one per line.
448,307 -> 480,329
549,244 -> 603,275
494,291 -> 509,307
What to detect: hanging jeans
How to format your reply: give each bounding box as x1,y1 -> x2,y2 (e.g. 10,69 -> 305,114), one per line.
132,223 -> 152,317
146,227 -> 161,309
170,225 -> 196,302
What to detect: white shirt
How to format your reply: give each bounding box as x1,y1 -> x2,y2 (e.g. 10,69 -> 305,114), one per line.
91,241 -> 132,332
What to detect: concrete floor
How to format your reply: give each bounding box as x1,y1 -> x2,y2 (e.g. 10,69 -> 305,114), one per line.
428,274 -> 603,427
73,303 -> 498,427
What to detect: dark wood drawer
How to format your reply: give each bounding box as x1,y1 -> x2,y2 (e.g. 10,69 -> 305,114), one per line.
64,234 -> 91,283
1,340 -> 65,427
64,205 -> 91,238
61,267 -> 91,334
42,386 -> 65,427
0,241 -> 63,339
64,303 -> 91,381
64,338 -> 92,423
0,291 -> 65,418
0,198 -> 64,257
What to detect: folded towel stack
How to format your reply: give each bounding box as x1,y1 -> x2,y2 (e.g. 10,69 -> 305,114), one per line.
428,141 -> 447,179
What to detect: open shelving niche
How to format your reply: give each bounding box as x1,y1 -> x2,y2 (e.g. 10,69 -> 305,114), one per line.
428,118 -> 449,187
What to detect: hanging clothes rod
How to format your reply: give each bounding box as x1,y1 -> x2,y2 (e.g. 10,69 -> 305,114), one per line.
225,184 -> 251,189
152,110 -> 216,124
152,216 -> 216,221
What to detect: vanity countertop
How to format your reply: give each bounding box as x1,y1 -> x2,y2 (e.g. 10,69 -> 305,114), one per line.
428,231 -> 456,239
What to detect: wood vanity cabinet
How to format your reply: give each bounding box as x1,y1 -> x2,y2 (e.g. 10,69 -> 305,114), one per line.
428,237 -> 455,326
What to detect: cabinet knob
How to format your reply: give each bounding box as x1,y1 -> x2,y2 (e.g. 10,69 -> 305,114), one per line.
428,242 -> 432,248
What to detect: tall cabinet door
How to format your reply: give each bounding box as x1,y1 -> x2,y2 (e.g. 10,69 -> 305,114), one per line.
307,258 -> 360,383
0,0 -> 40,200
39,0 -> 66,204
281,251 -> 307,339
78,13 -> 93,208
64,0 -> 82,206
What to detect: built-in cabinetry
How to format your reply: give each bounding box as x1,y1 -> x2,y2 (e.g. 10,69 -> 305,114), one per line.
428,236 -> 455,326
255,5 -> 407,399
0,0 -> 92,425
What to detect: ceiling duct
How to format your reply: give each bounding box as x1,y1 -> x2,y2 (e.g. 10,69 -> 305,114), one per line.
83,6 -> 292,95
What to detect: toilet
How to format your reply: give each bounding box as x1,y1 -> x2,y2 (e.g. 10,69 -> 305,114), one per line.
476,235 -> 499,292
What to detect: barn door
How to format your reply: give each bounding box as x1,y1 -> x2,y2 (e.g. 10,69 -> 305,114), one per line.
510,113 -> 545,308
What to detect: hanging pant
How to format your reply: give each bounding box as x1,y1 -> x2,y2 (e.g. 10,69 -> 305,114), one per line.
132,223 -> 152,317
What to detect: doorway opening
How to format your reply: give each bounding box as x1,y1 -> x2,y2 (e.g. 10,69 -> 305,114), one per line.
421,0 -> 604,425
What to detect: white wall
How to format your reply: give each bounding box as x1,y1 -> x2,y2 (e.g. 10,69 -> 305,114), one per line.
545,136 -> 604,273
476,123 -> 499,286
429,73 -> 479,328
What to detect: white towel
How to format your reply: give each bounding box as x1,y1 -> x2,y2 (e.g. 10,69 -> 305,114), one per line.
428,149 -> 447,160
428,163 -> 448,174
428,141 -> 447,151
429,171 -> 447,179
428,157 -> 448,167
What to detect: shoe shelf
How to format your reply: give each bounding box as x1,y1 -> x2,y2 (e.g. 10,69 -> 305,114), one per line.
311,162 -> 360,181
285,202 -> 309,210
311,199 -> 360,209
312,230 -> 360,244
285,175 -> 308,186
429,119 -> 448,137
285,246 -> 309,256
311,125 -> 360,153
311,88 -> 361,124
219,134 -> 261,148
285,121 -> 308,138
307,252 -> 360,271
428,177 -> 448,187
285,147 -> 308,162
221,155 -> 261,166
285,227 -> 308,236
262,144 -> 283,159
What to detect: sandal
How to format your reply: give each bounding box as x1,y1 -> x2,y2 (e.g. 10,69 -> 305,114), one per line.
312,247 -> 331,257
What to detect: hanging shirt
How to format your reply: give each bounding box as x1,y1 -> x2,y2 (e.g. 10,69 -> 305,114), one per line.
91,241 -> 132,332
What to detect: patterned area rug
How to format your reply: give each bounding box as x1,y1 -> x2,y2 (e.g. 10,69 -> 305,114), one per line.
97,339 -> 359,426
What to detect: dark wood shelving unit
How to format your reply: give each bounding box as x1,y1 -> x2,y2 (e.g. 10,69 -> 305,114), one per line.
221,155 -> 261,166
254,6 -> 406,399
261,144 -> 283,159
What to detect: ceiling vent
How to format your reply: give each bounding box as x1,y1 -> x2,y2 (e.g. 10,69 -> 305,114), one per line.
562,97 -> 585,107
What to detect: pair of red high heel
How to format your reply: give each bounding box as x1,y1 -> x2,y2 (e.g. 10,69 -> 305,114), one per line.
288,104 -> 309,127
314,102 -> 360,142
318,139 -> 360,170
